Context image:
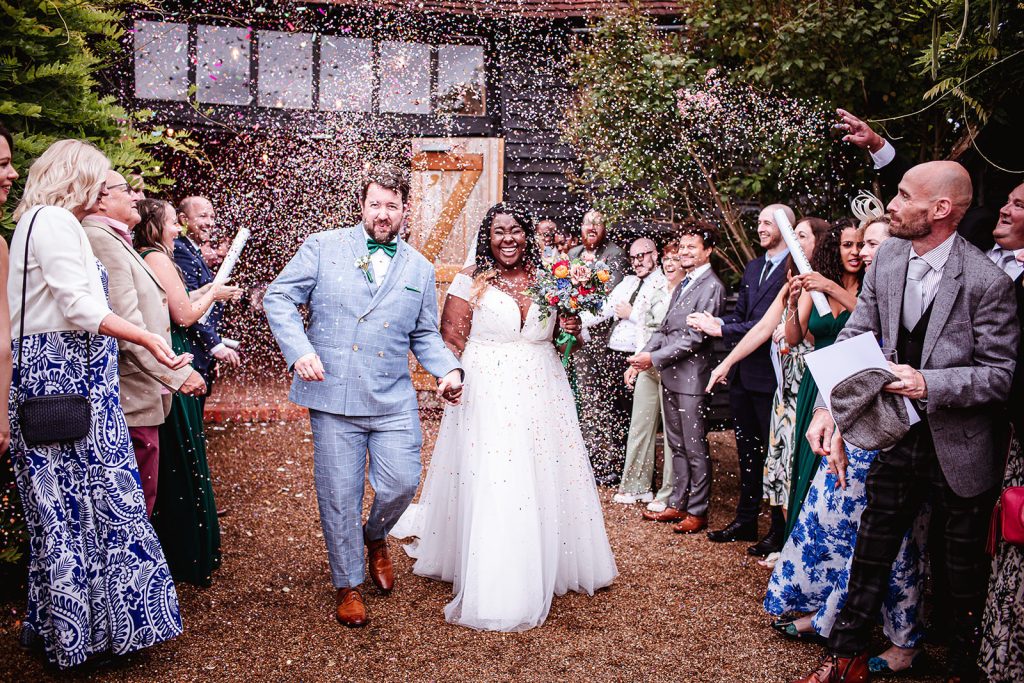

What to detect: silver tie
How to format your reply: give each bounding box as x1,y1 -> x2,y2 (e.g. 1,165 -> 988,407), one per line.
902,257 -> 931,331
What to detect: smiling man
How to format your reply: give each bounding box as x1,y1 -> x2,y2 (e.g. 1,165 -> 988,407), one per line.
83,170 -> 202,515
264,163 -> 463,628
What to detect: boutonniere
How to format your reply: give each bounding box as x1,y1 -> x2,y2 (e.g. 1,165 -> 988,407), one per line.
355,255 -> 374,283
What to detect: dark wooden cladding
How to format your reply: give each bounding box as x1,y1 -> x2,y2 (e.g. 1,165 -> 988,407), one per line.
314,0 -> 681,18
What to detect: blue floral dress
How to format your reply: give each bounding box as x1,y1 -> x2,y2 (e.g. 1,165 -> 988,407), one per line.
9,262 -> 182,669
764,445 -> 928,646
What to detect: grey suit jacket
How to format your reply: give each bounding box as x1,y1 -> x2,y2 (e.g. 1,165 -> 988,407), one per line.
83,218 -> 192,426
264,225 -> 461,417
827,235 -> 1019,497
568,241 -> 630,289
643,267 -> 726,395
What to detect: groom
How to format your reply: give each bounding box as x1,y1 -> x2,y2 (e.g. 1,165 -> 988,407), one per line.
264,164 -> 463,627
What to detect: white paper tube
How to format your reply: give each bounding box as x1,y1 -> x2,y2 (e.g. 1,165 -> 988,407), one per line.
198,227 -> 250,325
773,209 -> 831,317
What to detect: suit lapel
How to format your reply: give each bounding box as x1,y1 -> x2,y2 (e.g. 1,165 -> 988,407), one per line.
748,255 -> 779,310
85,220 -> 166,292
362,237 -> 410,317
921,237 -> 964,367
885,240 -> 912,348
347,224 -> 375,299
670,268 -> 712,315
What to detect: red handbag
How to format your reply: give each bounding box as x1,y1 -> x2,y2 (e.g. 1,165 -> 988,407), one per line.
994,486 -> 1024,547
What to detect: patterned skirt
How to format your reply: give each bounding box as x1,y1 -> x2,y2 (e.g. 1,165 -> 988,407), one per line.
9,330 -> 182,668
979,433 -> 1024,682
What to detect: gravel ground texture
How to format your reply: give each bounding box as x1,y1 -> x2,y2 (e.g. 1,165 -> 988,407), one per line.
1,416 -> 950,682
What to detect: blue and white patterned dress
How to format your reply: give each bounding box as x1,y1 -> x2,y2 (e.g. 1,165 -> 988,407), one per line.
764,445 -> 928,646
9,262 -> 182,669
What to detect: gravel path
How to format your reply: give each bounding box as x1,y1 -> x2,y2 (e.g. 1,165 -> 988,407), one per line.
0,417 -> 948,682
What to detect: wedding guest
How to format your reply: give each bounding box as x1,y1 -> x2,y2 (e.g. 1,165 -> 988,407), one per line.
553,223 -> 580,255
979,180 -> 1024,683
858,216 -> 892,268
783,220 -> 864,538
582,237 -> 665,494
765,211 -> 931,677
175,195 -> 240,410
138,198 -> 238,586
688,205 -> 792,545
592,238 -> 670,506
8,139 -> 185,668
704,217 -> 830,560
796,161 -> 1017,683
82,170 -> 205,516
536,217 -> 558,258
631,226 -> 726,533
0,123 -> 17,536
570,209 -> 632,485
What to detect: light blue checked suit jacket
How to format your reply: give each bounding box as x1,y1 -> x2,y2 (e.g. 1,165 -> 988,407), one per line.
264,224 -> 461,417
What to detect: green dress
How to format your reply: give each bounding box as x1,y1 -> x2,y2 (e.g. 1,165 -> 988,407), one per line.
784,304 -> 852,540
144,250 -> 222,586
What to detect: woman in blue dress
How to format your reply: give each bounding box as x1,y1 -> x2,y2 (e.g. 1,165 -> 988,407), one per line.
8,140 -> 189,669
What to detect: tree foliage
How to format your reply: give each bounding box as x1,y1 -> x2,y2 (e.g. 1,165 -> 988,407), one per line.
0,0 -> 196,233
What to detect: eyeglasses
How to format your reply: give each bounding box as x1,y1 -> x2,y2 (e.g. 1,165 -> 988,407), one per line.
105,182 -> 131,194
630,250 -> 655,262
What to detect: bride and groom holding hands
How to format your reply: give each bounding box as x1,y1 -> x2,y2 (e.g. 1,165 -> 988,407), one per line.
263,164 -> 617,630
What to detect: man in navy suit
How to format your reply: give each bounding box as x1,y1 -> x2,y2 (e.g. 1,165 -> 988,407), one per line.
175,196 -> 241,410
688,204 -> 793,550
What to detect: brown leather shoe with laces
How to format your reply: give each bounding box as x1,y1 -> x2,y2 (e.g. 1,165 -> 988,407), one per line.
335,588 -> 368,628
366,536 -> 395,594
641,507 -> 688,523
791,653 -> 869,683
672,514 -> 707,534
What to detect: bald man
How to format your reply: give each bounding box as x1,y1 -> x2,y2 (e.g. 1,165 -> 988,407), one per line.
792,162 -> 1019,683
693,204 -> 794,551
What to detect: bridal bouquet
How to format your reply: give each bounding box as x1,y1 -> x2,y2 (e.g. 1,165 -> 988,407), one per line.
527,254 -> 612,365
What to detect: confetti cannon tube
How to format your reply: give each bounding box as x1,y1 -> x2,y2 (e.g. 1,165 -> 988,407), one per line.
198,227 -> 250,325
773,209 -> 831,317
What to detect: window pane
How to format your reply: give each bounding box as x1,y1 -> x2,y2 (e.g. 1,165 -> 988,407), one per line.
436,45 -> 485,116
133,20 -> 189,101
379,41 -> 430,114
197,25 -> 252,105
258,31 -> 313,109
319,37 -> 372,112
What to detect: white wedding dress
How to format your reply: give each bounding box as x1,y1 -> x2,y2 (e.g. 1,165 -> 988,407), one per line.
390,273 -> 617,632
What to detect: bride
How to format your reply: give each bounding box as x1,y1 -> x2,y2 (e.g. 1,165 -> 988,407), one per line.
391,203 -> 617,631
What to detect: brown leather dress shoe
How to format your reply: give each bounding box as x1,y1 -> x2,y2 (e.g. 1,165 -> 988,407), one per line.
672,514 -> 707,534
366,537 -> 395,594
335,588 -> 368,628
791,653 -> 870,683
641,507 -> 688,523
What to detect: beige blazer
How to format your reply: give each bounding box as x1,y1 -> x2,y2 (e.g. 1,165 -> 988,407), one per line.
83,217 -> 193,427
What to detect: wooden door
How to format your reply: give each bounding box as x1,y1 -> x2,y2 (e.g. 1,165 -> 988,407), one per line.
406,137 -> 504,390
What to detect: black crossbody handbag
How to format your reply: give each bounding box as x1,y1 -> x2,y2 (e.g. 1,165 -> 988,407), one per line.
15,208 -> 93,446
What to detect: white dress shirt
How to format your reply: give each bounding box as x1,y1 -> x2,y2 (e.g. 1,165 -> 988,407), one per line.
987,245 -> 1024,281
908,231 -> 957,312
8,205 -> 112,337
582,269 -> 667,352
363,226 -> 397,284
869,139 -> 898,169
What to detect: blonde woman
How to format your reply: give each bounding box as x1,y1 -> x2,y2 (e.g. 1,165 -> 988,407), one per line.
8,140 -> 188,668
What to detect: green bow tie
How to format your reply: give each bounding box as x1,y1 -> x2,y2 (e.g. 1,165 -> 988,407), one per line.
367,238 -> 397,258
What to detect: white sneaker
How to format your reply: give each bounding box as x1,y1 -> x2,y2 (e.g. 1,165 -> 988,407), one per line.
636,491 -> 654,503
646,500 -> 667,513
612,492 -> 638,504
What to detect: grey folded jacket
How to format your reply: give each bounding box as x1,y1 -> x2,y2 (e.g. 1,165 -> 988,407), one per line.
830,367 -> 911,451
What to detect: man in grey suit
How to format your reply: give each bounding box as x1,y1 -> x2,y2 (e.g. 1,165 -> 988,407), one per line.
629,225 -> 726,534
792,161 -> 1018,683
264,165 -> 463,628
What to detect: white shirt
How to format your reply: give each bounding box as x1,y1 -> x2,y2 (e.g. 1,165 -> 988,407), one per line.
581,269 -> 667,352
870,139 -> 897,169
987,245 -> 1024,281
8,205 -> 112,337
363,226 -> 397,284
633,275 -> 671,353
908,232 -> 957,312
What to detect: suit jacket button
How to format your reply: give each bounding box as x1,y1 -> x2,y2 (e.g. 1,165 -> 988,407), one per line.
352,344 -> 359,351
383,321 -> 390,328
377,351 -> 384,358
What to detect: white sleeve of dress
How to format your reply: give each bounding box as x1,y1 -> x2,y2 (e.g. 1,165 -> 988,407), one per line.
33,210 -> 111,332
446,272 -> 474,302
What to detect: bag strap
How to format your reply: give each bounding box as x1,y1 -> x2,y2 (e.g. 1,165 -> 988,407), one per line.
16,207 -> 95,393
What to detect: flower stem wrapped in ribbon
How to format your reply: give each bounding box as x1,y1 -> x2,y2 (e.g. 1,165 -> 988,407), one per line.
527,253 -> 613,367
